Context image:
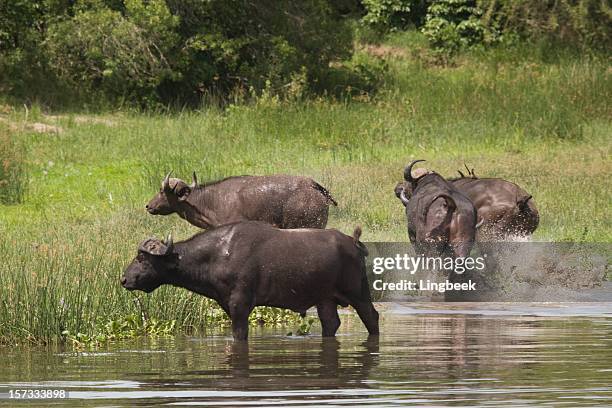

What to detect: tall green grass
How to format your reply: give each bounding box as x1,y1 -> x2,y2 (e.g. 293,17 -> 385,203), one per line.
0,126 -> 27,204
0,35 -> 610,344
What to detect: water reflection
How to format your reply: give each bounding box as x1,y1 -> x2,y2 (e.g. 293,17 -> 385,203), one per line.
1,304 -> 611,406
164,337 -> 380,393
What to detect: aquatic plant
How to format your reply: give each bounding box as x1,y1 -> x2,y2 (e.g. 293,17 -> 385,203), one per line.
62,313 -> 176,349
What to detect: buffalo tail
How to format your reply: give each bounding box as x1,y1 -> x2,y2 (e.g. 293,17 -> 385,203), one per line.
352,226 -> 369,256
313,181 -> 338,206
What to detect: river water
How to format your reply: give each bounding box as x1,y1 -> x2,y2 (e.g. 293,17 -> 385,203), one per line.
2,303 -> 612,407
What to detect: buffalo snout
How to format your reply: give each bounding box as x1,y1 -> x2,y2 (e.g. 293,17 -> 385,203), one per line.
120,272 -> 138,291
145,193 -> 174,215
145,203 -> 157,214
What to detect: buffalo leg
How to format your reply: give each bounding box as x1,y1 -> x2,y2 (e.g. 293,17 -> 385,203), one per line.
316,301 -> 340,337
229,301 -> 251,341
350,301 -> 380,335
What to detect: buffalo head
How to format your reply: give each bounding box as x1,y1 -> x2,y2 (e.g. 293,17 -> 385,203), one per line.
145,171 -> 199,215
395,160 -> 430,206
401,160 -> 482,260
121,234 -> 176,293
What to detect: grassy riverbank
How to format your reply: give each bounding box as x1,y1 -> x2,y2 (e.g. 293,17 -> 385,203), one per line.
1,33 -> 610,345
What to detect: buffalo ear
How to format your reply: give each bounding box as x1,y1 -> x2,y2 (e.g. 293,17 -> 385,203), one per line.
139,238 -> 173,256
176,186 -> 192,201
423,194 -> 456,239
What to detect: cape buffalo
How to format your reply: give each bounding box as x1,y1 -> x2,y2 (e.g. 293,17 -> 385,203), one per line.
395,165 -> 539,239
449,168 -> 539,239
146,172 -> 337,229
121,222 -> 379,340
399,160 -> 480,258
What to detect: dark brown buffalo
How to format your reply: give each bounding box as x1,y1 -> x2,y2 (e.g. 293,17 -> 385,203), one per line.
449,169 -> 539,239
121,221 -> 379,341
146,173 -> 337,229
395,165 -> 539,239
399,160 -> 480,258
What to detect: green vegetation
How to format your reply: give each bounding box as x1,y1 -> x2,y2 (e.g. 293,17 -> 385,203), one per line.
287,317 -> 317,336
0,1 -> 610,346
62,313 -> 176,349
60,305 -> 302,349
361,0 -> 610,53
1,0 -> 354,107
2,1 -> 609,106
0,129 -> 26,203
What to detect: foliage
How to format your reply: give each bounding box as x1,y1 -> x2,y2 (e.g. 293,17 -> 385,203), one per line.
422,0 -> 486,53
477,0 -> 612,50
361,0 -> 426,31
0,126 -> 27,204
287,317 -> 317,336
316,50 -> 389,98
249,307 -> 302,326
2,0 -> 610,106
163,0 -> 354,104
45,1 -> 179,105
0,1 -> 47,98
1,0 -> 357,107
62,313 -> 176,349
362,0 -> 611,53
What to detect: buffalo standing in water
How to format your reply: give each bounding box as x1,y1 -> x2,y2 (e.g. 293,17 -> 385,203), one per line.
146,172 -> 337,229
398,160 -> 480,258
121,222 -> 379,340
395,165 -> 538,239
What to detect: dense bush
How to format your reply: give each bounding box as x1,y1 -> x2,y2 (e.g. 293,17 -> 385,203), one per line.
0,0 -> 47,99
45,1 -> 179,104
361,0 -> 428,31
364,0 -> 610,54
1,0 -> 357,107
163,0 -> 354,103
0,0 -> 610,106
422,0 -> 485,52
477,0 -> 611,50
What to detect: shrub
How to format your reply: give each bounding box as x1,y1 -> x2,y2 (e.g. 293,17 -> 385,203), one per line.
361,0 -> 428,31
477,0 -> 611,50
422,0 -> 486,53
315,51 -> 389,98
0,127 -> 27,204
39,0 -> 355,106
45,0 -> 179,105
163,0 -> 354,104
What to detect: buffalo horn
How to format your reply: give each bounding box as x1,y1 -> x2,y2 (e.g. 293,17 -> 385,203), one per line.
164,234 -> 174,253
162,171 -> 173,192
399,189 -> 410,206
403,159 -> 427,182
191,172 -> 198,189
